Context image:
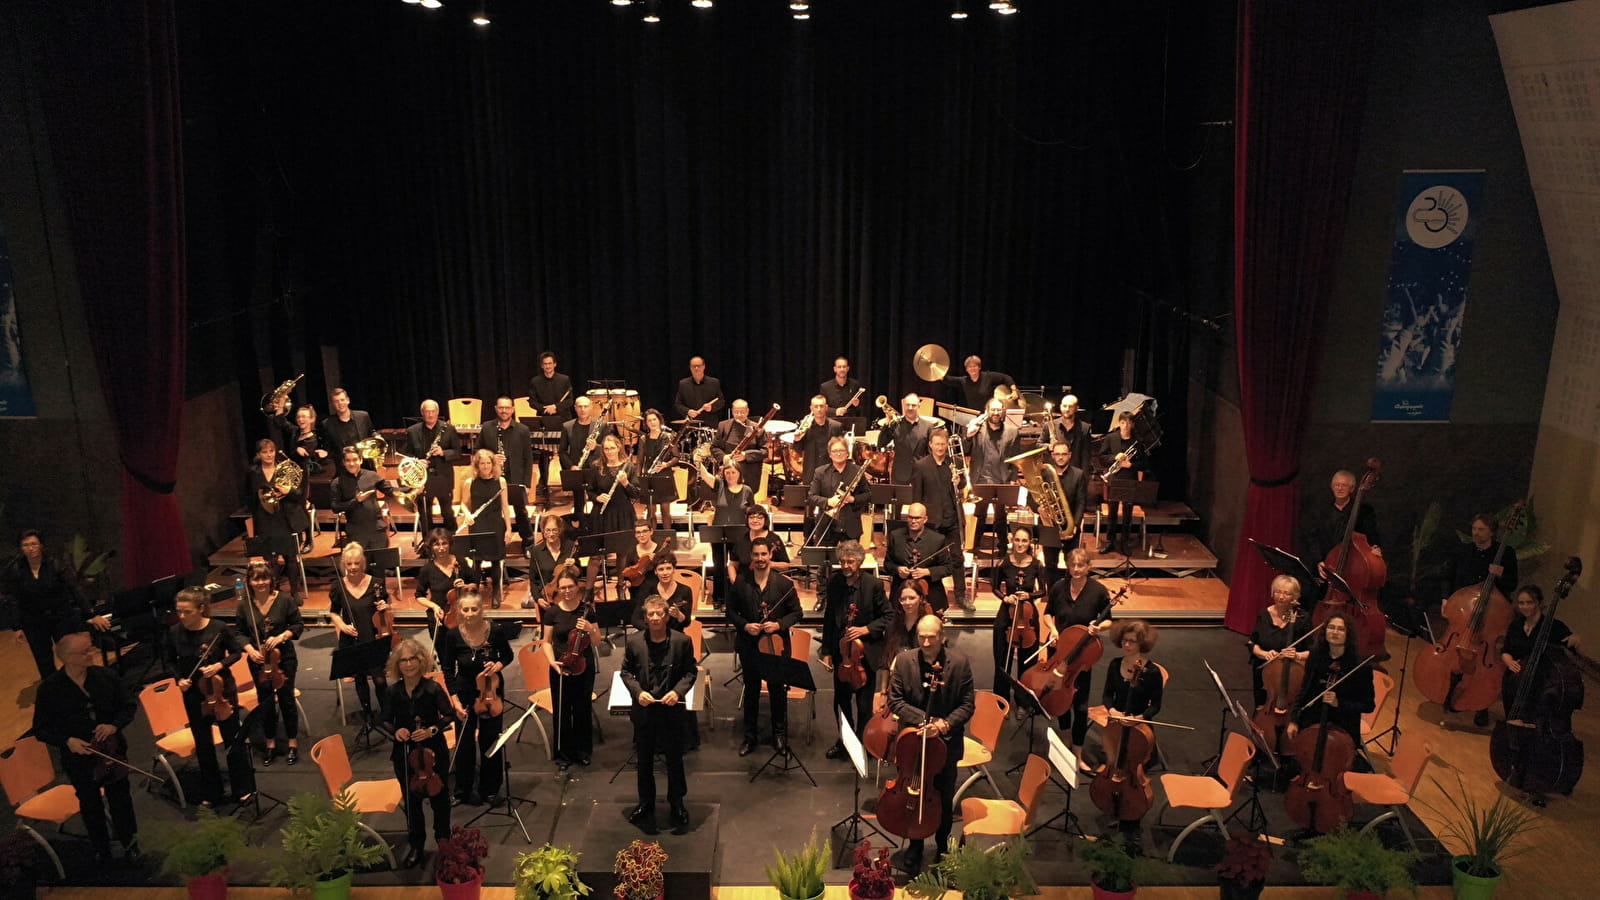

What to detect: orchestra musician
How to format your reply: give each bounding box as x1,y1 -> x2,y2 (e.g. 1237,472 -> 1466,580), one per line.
2,530 -> 112,680
330,448 -> 401,550
673,356 -> 725,426
1044,394 -> 1093,472
820,356 -> 865,416
1097,619 -> 1164,825
884,502 -> 954,614
964,398 -> 1020,569
886,614 -> 975,875
875,392 -> 935,486
479,396 -> 536,546
414,527 -> 478,635
715,399 -> 767,489
383,638 -> 454,869
592,434 -> 643,535
249,438 -> 312,555
321,388 -> 377,469
793,395 -> 844,480
1500,584 -> 1581,717
630,552 -> 693,631
696,446 -> 753,604
1284,612 -> 1374,745
264,385 -> 294,454
289,404 -> 329,475
885,581 -> 937,670
1097,411 -> 1144,556
529,351 -> 576,424
436,588 -> 513,806
1299,469 -> 1383,578
621,520 -> 667,602
406,400 -> 462,535
168,587 -> 256,807
525,514 -> 577,611
1248,574 -> 1310,709
729,504 -> 790,585
238,559 -> 305,766
1040,547 -> 1113,762
992,527 -> 1046,705
807,436 -> 870,545
456,449 -> 512,606
544,566 -> 601,767
635,408 -> 677,529
819,540 -> 891,760
31,631 -> 140,862
942,355 -> 1016,412
328,541 -> 392,722
1035,441 -> 1088,583
559,396 -> 612,519
622,595 -> 698,835
909,430 -> 969,609
729,541 -> 800,756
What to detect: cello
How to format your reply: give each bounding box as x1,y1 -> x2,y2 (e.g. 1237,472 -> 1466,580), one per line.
1490,557 -> 1584,798
1090,660 -> 1156,822
1313,459 -> 1389,656
1019,584 -> 1128,718
1251,618 -> 1321,754
877,663 -> 948,841
1283,657 -> 1373,834
1414,503 -> 1524,712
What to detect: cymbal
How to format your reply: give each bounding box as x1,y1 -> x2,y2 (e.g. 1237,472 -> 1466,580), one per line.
913,343 -> 950,382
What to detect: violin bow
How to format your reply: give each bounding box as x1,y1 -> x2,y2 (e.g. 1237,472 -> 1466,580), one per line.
82,745 -> 168,784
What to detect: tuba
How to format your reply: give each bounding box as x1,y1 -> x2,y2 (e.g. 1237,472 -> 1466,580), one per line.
1014,448 -> 1075,532
258,452 -> 305,514
260,373 -> 303,418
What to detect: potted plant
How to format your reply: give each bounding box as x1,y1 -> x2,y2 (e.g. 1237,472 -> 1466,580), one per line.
1426,774 -> 1540,899
1215,832 -> 1271,900
267,791 -> 388,900
906,837 -> 1035,900
149,807 -> 251,900
513,843 -> 591,900
1079,836 -> 1156,900
436,826 -> 489,900
848,839 -> 895,900
613,839 -> 668,900
765,828 -> 826,900
1298,827 -> 1419,900
0,831 -> 43,900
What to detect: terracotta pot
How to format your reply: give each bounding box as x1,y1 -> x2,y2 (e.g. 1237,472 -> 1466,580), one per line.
185,870 -> 228,900
1090,881 -> 1136,900
848,882 -> 894,900
438,872 -> 483,900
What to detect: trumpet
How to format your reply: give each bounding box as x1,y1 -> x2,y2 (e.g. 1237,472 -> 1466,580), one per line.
260,373 -> 303,418
792,413 -> 816,442
258,451 -> 304,514
1101,443 -> 1139,482
875,395 -> 902,428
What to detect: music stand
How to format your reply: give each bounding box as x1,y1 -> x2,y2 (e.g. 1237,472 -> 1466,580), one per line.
750,653 -> 817,786
1199,661 -> 1276,831
366,546 -> 402,600
870,483 -> 913,546
331,638 -> 394,752
246,533 -> 307,600
798,544 -> 839,599
559,469 -> 592,524
1028,727 -> 1087,839
829,709 -> 896,864
464,714 -> 538,843
971,483 -> 1021,565
591,597 -> 632,647
1005,679 -> 1051,778
577,529 -> 633,603
1250,539 -> 1354,607
781,484 -> 809,510
642,474 -> 681,536
1101,480 -> 1159,554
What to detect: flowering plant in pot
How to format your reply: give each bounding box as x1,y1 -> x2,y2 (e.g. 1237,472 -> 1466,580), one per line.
848,839 -> 895,900
1215,832 -> 1271,900
436,826 -> 489,897
613,839 -> 668,900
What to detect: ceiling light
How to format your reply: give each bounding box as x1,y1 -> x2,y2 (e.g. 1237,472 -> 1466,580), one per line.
790,0 -> 809,9
996,3 -> 1018,13
793,12 -> 809,19
472,12 -> 490,24
692,0 -> 713,7
420,0 -> 442,8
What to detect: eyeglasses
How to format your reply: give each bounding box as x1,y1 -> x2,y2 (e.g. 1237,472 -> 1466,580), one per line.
398,656 -> 421,663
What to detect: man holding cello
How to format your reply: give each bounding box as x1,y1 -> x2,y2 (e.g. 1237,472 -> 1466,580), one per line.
885,615 -> 974,875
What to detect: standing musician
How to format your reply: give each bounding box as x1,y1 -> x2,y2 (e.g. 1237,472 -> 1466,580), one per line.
383,638 -> 453,869
728,541 -> 800,756
730,505 -> 790,585
321,388 -> 377,469
456,449 -> 512,606
587,435 -> 643,592
406,400 -> 462,535
910,430 -> 969,610
621,520 -> 668,602
635,408 -> 677,529
529,351 -> 576,424
630,552 -> 694,631
992,527 -> 1047,705
965,398 -> 1021,565
885,581 -> 937,670
1284,612 -> 1374,745
1248,574 -> 1311,709
2,530 -> 112,680
1500,584 -> 1581,717
715,399 -> 768,489
887,615 -> 975,874
673,356 -> 725,426
1097,619 -> 1164,828
885,503 -> 955,614
289,404 -> 329,475
479,396 -> 536,546
31,631 -> 140,862
942,355 -> 1016,412
328,542 -> 392,722
238,559 -> 305,767
414,527 -> 478,635
436,589 -> 513,806
544,566 -> 601,767
622,595 -> 699,835
330,448 -> 401,550
1096,411 -> 1146,556
696,448 -> 754,604
820,356 -> 865,416
524,514 -> 577,612
819,540 -> 892,759
559,396 -> 612,519
876,393 -> 935,486
793,395 -> 845,480
808,436 -> 871,545
1035,441 -> 1088,583
1449,512 -> 1520,599
1040,547 -> 1114,762
264,386 -> 294,454
1299,469 -> 1383,580
168,587 -> 256,807
1044,394 -> 1093,472
249,438 -> 311,554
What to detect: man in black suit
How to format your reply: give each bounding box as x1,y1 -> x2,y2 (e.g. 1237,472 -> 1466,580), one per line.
715,399 -> 767,489
673,356 -> 724,426
558,396 -> 613,520
876,392 -> 935,486
808,437 -> 870,545
620,596 -> 698,834
727,542 -> 800,756
1035,440 -> 1088,583
1044,394 -> 1094,473
322,388 -> 378,468
884,502 -> 955,613
793,395 -> 844,484
528,351 -> 576,426
819,356 -> 865,417
405,399 -> 462,535
910,430 -> 969,609
480,396 -> 535,545
887,615 -> 974,874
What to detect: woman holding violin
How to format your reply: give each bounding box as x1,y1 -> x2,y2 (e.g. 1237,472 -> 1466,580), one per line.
1039,547 -> 1114,754
169,587 -> 256,807
383,638 -> 453,869
238,559 -> 304,766
328,541 -> 392,722
885,615 -> 975,875
630,552 -> 693,632
1285,612 -> 1375,746
437,588 -> 513,806
414,527 -> 478,636
820,540 -> 892,760
621,520 -> 667,602
524,513 -> 577,611
991,527 -> 1046,706
1248,574 -> 1311,709
544,566 -> 601,767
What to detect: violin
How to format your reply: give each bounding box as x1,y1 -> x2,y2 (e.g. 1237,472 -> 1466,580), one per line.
475,650 -> 504,717
755,589 -> 797,656
876,663 -> 948,840
186,638 -> 235,722
1090,660 -> 1155,822
1002,585 -> 1046,649
89,732 -> 131,784
245,589 -> 288,692
1416,502 -> 1525,712
1490,557 -> 1584,798
406,717 -> 444,797
1313,458 -> 1389,656
371,580 -> 399,649
1284,660 -> 1367,834
838,602 -> 868,690
559,601 -> 594,675
621,551 -> 657,588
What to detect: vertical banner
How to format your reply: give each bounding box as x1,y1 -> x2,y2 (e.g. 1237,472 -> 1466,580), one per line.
1371,169 -> 1485,422
0,229 -> 38,418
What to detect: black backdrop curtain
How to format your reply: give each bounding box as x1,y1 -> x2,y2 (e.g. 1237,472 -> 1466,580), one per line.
182,0 -> 1207,485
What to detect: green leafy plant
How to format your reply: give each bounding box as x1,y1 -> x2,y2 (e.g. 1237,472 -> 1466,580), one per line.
613,839 -> 668,900
1456,498 -> 1548,563
148,806 -> 251,878
1406,501 -> 1444,596
1077,835 -> 1161,894
513,843 -> 591,900
267,791 -> 388,890
765,828 -> 826,900
1298,827 -> 1418,897
1424,772 -> 1540,878
906,837 -> 1035,900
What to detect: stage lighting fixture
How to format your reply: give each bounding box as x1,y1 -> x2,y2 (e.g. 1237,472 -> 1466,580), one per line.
402,0 -> 422,5
472,11 -> 490,24
951,0 -> 967,18
420,0 -> 442,8
643,0 -> 660,22
793,12 -> 809,19
692,0 -> 713,7
996,2 -> 1017,13
611,0 -> 633,6
790,0 -> 809,9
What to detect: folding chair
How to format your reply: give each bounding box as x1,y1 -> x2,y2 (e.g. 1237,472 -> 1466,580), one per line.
1155,731 -> 1257,862
952,690 -> 1010,803
138,678 -> 223,808
308,734 -> 401,869
958,752 -> 1050,842
1345,734 -> 1434,850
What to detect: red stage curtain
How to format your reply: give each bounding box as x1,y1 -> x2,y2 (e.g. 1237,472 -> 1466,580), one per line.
1226,0 -> 1376,632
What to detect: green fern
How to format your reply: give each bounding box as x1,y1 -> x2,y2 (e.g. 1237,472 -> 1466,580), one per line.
765,828 -> 826,899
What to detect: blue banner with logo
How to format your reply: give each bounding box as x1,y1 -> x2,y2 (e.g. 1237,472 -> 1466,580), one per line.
1371,170 -> 1484,422
0,230 -> 38,418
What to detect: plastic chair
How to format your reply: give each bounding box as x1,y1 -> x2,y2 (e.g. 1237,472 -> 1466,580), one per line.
139,678 -> 224,808
745,629 -> 817,731
952,690 -> 1010,803
308,734 -> 400,869
1361,670 -> 1397,747
513,396 -> 536,420
447,398 -> 484,426
683,620 -> 714,713
513,641 -> 555,759
0,738 -> 78,878
958,752 -> 1050,841
1155,731 -> 1257,862
1345,734 -> 1434,850
1088,662 -> 1171,770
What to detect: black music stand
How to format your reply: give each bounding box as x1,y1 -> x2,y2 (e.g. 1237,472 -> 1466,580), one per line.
110,573 -> 182,680
1101,479 -> 1158,554
454,531 -> 507,607
246,533 -> 307,600
366,546 -> 402,601
1004,678 -> 1051,778
798,544 -> 839,603
559,469 -> 593,525
750,653 -> 817,786
331,638 -> 395,752
464,713 -> 537,843
698,524 -> 745,609
1028,726 -> 1088,839
829,709 -> 895,864
576,529 -> 633,603
642,473 -> 682,534
591,598 -> 632,648
870,483 -> 913,545
780,484 -> 809,511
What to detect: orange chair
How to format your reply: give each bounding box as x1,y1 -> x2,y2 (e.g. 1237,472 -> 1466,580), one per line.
139,678 -> 224,809
1088,662 -> 1171,770
745,629 -> 816,732
308,734 -> 400,869
958,752 -> 1051,842
0,738 -> 77,878
683,619 -> 714,713
952,690 -> 1010,804
447,398 -> 484,427
1345,734 -> 1434,850
1155,730 -> 1257,862
1361,670 -> 1397,749
513,641 -> 555,759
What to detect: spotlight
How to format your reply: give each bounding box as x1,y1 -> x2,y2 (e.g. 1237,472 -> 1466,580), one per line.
402,0 -> 422,5
789,0 -> 808,9
951,0 -> 967,18
611,0 -> 632,5
692,0 -> 713,7
643,11 -> 660,21
996,2 -> 1017,13
988,0 -> 1006,7
472,11 -> 490,25
643,0 -> 660,21
793,12 -> 809,19
420,0 -> 441,8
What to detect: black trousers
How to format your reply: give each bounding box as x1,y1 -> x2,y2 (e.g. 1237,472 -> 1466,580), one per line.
419,475 -> 458,535
991,628 -> 1039,706
455,707 -> 505,798
929,523 -> 968,599
249,658 -> 299,744
833,665 -> 875,740
1053,668 -> 1095,747
22,625 -> 57,680
509,483 -> 533,544
63,752 -> 137,853
182,689 -> 255,805
1039,525 -> 1078,585
392,739 -> 452,851
552,666 -> 596,760
968,496 -> 1007,553
738,646 -> 788,741
633,705 -> 688,806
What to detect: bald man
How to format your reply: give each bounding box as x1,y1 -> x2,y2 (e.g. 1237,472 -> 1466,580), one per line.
887,615 -> 974,874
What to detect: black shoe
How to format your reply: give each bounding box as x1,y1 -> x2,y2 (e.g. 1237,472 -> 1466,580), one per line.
576,754 -> 592,767
120,838 -> 142,863
903,844 -> 924,875
739,739 -> 756,757
401,847 -> 425,869
285,747 -> 299,766
260,747 -> 275,768
774,733 -> 790,755
825,742 -> 846,760
627,804 -> 659,834
670,804 -> 690,833
483,793 -> 502,807
1473,710 -> 1491,727
491,594 -> 502,610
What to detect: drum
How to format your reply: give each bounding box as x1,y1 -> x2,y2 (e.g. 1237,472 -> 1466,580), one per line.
780,432 -> 805,479
764,419 -> 797,435
611,389 -> 641,424
585,389 -> 611,415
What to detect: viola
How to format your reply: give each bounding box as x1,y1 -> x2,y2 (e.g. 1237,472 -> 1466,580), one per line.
621,551 -> 657,588
559,602 -> 594,675
1090,660 -> 1156,822
1002,585 -> 1046,649
1490,557 -> 1584,798
756,595 -> 793,656
186,638 -> 235,722
475,663 -> 504,717
259,643 -> 287,691
876,664 -> 948,840
838,602 -> 869,690
443,587 -> 461,631
371,581 -> 400,649
1415,502 -> 1524,712
89,732 -> 131,784
1284,663 -> 1360,834
1313,458 -> 1389,656
407,718 -> 444,797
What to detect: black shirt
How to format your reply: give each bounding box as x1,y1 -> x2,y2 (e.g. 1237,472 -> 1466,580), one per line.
321,411 -> 375,456
808,462 -> 870,515
0,556 -> 90,633
1101,658 -> 1164,719
727,571 -> 799,654
331,574 -> 389,644
405,421 -> 462,479
1045,577 -> 1113,631
1449,540 -> 1519,598
819,378 -> 865,413
528,373 -> 576,422
621,630 -> 697,702
479,420 -> 534,488
1291,648 -> 1375,739
942,371 -> 1015,411
559,418 -> 613,469
876,417 -> 935,484
169,619 -> 246,697
235,590 -> 304,663
32,665 -> 136,749
820,573 -> 892,667
436,624 -> 514,702
674,376 -> 725,424
1299,499 -> 1382,564
910,454 -> 963,531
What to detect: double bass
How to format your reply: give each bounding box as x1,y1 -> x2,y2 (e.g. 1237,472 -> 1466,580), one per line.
1490,557 -> 1584,798
877,663 -> 948,840
1283,658 -> 1372,834
1090,661 -> 1156,822
1414,503 -> 1524,712
1313,459 -> 1389,656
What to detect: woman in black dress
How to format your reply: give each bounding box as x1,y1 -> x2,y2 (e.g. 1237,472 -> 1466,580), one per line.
169,587 -> 255,806
524,514 -> 576,613
1247,574 -> 1311,709
1500,584 -> 1582,715
635,408 -> 677,529
248,439 -> 311,550
414,527 -> 477,637
456,449 -> 510,606
328,541 -> 391,721
542,566 -> 601,767
383,638 -> 453,868
992,527 -> 1047,705
1101,619 -> 1164,722
883,580 -> 936,683
237,559 -> 304,766
697,450 -> 753,605
1285,612 -> 1374,745
1040,547 -> 1114,756
435,589 -> 513,806
289,404 -> 328,475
